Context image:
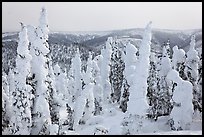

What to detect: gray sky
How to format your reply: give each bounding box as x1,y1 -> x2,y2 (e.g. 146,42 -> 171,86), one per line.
2,2 -> 202,32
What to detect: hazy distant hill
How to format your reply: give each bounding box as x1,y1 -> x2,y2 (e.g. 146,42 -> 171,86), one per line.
2,28 -> 202,74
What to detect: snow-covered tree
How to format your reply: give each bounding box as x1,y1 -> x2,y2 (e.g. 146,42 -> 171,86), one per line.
155,45 -> 173,117
71,48 -> 83,102
197,47 -> 202,113
8,69 -> 15,99
52,62 -> 74,134
127,21 -> 152,116
165,39 -> 172,59
46,61 -> 58,125
9,25 -> 32,135
167,70 -> 193,130
92,55 -> 103,115
29,7 -> 52,135
80,52 -> 95,124
172,45 -> 187,80
54,64 -> 67,97
100,37 -> 113,104
120,41 -> 137,113
71,48 -> 87,130
109,39 -> 125,103
2,75 -> 12,135
119,78 -> 130,113
146,52 -> 160,119
184,35 -> 200,112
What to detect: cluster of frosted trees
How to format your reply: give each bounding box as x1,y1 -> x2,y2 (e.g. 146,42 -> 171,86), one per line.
2,8 -> 202,135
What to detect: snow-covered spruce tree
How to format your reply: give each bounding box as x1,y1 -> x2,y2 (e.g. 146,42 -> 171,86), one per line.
46,60 -> 58,126
197,47 -> 202,113
172,45 -> 187,80
100,37 -> 113,104
92,55 -> 103,115
54,64 -> 68,99
52,64 -> 63,125
53,63 -> 74,134
121,22 -> 152,134
127,21 -> 152,116
184,35 -> 200,112
2,75 -> 12,135
29,7 -> 52,135
167,70 -> 193,130
146,52 -> 160,120
71,48 -> 86,130
79,52 -> 95,125
119,78 -> 130,113
8,69 -> 15,98
9,25 -> 32,135
109,38 -> 125,104
119,41 -> 136,113
155,45 -> 173,118
71,48 -> 83,102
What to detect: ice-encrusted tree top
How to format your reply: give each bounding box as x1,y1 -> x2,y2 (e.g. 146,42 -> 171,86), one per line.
186,35 -> 199,63
159,46 -> 172,77
17,25 -> 32,61
38,7 -> 49,39
185,35 -> 199,81
125,42 -> 138,67
84,52 -> 93,84
16,25 -> 32,85
172,45 -> 186,69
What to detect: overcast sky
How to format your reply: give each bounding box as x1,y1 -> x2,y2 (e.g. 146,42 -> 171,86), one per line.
2,2 -> 202,32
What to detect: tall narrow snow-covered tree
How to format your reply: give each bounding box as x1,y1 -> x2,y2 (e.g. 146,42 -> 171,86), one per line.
120,41 -> 137,113
197,47 -> 202,113
127,21 -> 152,116
167,70 -> 193,130
10,25 -> 32,135
46,61 -> 58,125
2,75 -> 12,135
184,35 -> 200,111
153,45 -> 173,118
100,37 -> 113,104
146,52 -> 160,119
53,63 -> 74,134
71,48 -> 86,130
80,52 -> 95,124
92,55 -> 103,115
72,48 -> 83,102
29,7 -> 52,135
109,39 -> 125,103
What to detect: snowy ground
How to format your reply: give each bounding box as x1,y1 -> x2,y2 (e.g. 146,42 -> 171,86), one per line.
67,103 -> 202,135
139,130 -> 202,135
